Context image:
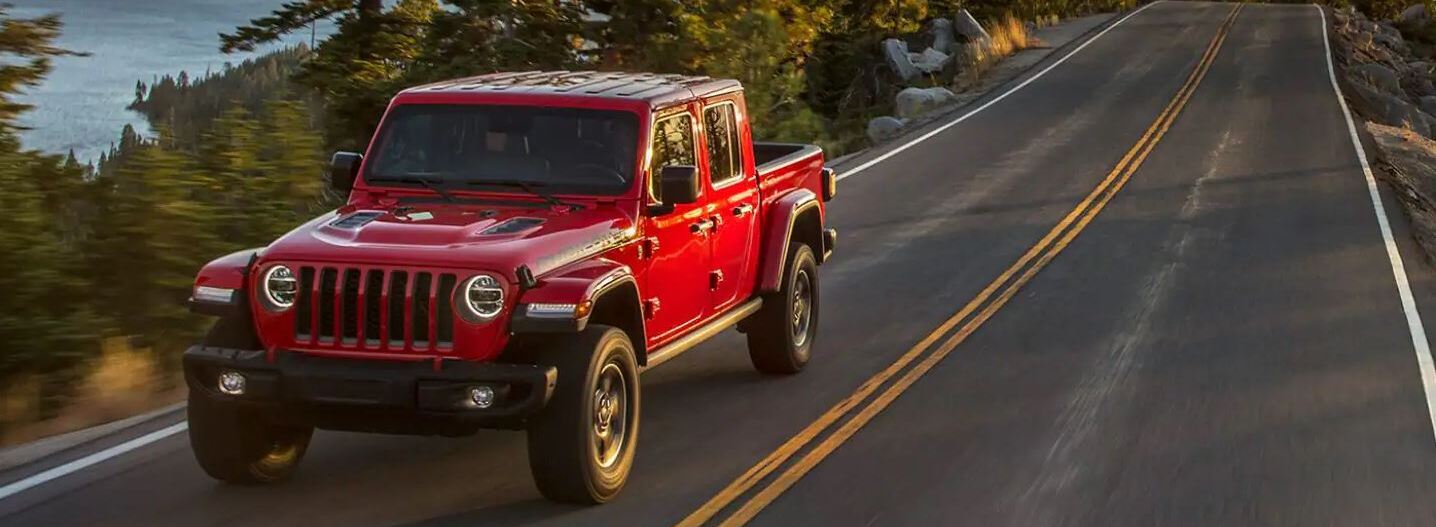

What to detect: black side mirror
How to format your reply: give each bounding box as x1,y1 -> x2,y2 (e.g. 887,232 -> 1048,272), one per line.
330,151 -> 362,192
648,165 -> 700,216
660,165 -> 700,203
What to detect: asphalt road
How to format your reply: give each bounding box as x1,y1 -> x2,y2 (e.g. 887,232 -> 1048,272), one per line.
4,2 -> 1436,526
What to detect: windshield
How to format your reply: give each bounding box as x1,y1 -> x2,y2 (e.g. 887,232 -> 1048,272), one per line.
364,104 -> 641,196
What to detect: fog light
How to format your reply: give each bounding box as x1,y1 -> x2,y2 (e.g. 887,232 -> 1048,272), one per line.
466,385 -> 495,409
217,371 -> 246,395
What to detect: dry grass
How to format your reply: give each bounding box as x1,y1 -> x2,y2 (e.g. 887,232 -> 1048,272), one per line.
1,337 -> 183,447
955,14 -> 1035,89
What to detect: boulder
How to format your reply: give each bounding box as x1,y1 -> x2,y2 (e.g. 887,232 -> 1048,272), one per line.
1353,62 -> 1403,94
1421,96 -> 1436,117
930,18 -> 957,53
1409,75 -> 1436,97
1401,4 -> 1429,24
1374,30 -> 1410,55
912,47 -> 951,74
954,9 -> 990,43
894,87 -> 958,119
882,39 -> 921,83
867,116 -> 907,143
1352,81 -> 1436,137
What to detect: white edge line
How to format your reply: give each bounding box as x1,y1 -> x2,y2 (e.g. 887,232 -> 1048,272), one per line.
0,0 -> 1166,504
836,0 -> 1162,182
0,422 -> 188,501
1316,4 -> 1436,441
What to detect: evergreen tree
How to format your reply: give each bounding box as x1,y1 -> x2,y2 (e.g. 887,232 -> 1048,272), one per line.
256,98 -> 327,233
91,131 -> 218,346
0,6 -> 96,385
226,0 -> 438,151
410,0 -> 586,79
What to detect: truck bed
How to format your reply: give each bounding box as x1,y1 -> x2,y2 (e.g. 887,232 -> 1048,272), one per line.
754,142 -> 822,174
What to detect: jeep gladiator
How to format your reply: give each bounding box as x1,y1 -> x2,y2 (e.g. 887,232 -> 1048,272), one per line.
183,71 -> 837,503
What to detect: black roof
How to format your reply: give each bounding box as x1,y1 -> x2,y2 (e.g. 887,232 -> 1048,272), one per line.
403,70 -> 741,105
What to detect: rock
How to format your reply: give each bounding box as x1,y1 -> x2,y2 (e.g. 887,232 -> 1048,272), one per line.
882,39 -> 921,83
894,87 -> 959,119
1365,122 -> 1436,260
1401,4 -> 1429,24
1409,76 -> 1436,97
930,18 -> 957,53
1409,61 -> 1433,75
1354,62 -> 1403,94
895,87 -> 937,118
1374,30 -> 1410,54
953,9 -> 990,43
1421,96 -> 1436,117
912,47 -> 951,74
866,116 -> 907,143
1351,81 -> 1436,137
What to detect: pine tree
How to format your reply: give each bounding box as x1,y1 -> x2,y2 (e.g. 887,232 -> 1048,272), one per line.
93,131 -> 218,346
0,5 -> 97,384
257,98 -> 326,235
225,0 -> 438,151
198,106 -> 264,246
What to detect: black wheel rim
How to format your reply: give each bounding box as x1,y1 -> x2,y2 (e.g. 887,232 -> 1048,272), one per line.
592,361 -> 629,469
791,269 -> 813,348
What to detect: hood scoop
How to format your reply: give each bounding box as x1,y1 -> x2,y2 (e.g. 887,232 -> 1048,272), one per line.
480,217 -> 545,235
330,211 -> 384,229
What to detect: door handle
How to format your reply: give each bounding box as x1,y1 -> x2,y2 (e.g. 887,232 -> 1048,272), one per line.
691,219 -> 715,235
731,203 -> 755,217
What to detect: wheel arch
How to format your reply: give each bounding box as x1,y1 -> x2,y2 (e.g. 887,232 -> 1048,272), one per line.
510,259 -> 649,364
758,189 -> 825,294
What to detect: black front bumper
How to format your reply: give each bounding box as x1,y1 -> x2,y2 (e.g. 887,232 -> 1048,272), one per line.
183,346 -> 557,434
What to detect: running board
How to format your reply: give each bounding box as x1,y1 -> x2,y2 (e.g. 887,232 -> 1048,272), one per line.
643,298 -> 764,371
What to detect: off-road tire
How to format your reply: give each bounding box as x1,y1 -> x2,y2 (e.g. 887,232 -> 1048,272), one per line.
188,316 -> 313,485
747,243 -> 819,374
526,325 -> 640,504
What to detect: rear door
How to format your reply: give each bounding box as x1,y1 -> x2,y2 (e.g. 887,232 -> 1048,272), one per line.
640,107 -> 712,345
701,97 -> 760,312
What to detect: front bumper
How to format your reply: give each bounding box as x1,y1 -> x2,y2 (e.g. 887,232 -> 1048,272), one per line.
183,346 -> 557,434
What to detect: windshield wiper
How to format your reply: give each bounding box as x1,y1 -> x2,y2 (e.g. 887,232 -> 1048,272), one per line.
367,174 -> 457,203
465,179 -> 579,209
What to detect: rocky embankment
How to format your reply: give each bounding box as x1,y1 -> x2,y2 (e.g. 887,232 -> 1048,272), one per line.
1333,6 -> 1436,259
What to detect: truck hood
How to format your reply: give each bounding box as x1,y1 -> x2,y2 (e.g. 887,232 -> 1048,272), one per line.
260,200 -> 638,277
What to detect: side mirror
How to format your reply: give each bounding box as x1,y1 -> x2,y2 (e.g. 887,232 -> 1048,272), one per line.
660,165 -> 700,204
330,151 -> 362,192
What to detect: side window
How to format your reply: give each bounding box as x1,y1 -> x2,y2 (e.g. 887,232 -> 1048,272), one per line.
648,112 -> 696,199
704,103 -> 741,185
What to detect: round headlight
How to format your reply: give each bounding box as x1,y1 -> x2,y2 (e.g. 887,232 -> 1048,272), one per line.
457,274 -> 505,323
262,265 -> 298,311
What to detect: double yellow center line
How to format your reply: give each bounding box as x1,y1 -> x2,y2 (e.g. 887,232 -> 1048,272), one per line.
678,5 -> 1244,526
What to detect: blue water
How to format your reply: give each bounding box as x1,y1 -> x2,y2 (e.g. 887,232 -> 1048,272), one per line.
10,0 -> 333,163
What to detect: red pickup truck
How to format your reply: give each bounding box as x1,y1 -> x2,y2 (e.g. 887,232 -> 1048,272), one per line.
183,71 -> 836,503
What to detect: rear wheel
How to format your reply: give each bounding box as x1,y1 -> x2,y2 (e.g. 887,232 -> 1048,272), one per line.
526,325 -> 640,504
747,243 -> 819,374
188,315 -> 313,485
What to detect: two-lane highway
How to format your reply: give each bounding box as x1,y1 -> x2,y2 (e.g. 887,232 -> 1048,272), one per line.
4,2 -> 1435,526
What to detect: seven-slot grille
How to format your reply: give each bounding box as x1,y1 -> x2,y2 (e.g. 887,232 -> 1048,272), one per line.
294,266 -> 458,351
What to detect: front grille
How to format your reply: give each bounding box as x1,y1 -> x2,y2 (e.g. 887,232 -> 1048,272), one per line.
294,266 -> 457,351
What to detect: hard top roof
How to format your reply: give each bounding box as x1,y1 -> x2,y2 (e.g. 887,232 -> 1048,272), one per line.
402,70 -> 742,106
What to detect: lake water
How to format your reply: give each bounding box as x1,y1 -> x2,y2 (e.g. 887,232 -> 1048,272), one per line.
10,0 -> 332,163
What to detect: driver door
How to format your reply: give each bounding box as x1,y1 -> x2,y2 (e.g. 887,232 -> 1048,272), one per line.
640,107 -> 712,346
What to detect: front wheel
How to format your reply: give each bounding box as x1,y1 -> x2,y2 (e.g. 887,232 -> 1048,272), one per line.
747,243 -> 819,374
188,392 -> 312,485
526,325 -> 640,504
